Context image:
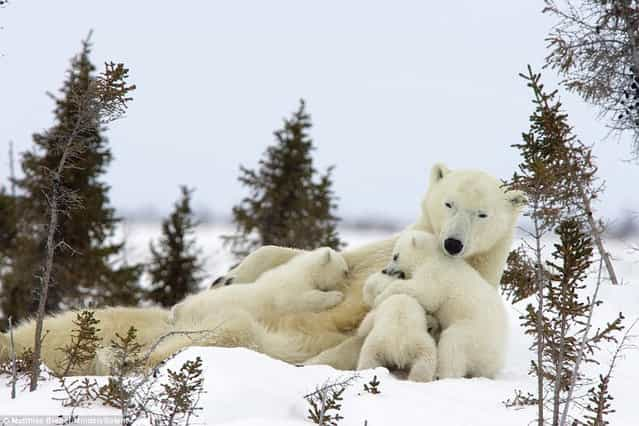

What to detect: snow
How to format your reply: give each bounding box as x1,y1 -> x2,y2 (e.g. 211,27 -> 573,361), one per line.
1,225 -> 638,425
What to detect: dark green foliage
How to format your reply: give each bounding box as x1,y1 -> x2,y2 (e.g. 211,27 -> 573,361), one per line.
362,375 -> 381,395
224,99 -> 343,258
156,356 -> 205,424
107,326 -> 144,377
501,246 -> 537,303
304,375 -> 358,426
98,326 -> 144,410
506,67 -> 624,426
0,37 -> 142,325
148,186 -> 204,307
522,220 -> 593,389
583,374 -> 614,426
0,347 -> 35,378
96,327 -> 205,425
0,189 -> 19,330
306,386 -> 345,426
510,67 -> 585,230
0,188 -> 17,260
502,389 -> 538,408
54,377 -> 101,408
57,310 -> 102,377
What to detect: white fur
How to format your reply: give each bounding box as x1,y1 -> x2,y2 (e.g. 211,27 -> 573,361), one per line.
1,164 -> 524,375
217,163 -> 525,372
0,306 -> 172,376
357,294 -> 438,382
412,163 -> 527,285
140,247 -> 351,366
373,230 -> 509,379
171,247 -> 349,326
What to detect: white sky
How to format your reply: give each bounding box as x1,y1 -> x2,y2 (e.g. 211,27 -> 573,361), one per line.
1,0 -> 638,226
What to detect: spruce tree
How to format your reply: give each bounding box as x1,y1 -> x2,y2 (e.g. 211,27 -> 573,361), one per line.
147,186 -> 204,307
0,188 -> 17,262
0,37 -> 142,324
505,67 -> 625,426
224,99 -> 343,258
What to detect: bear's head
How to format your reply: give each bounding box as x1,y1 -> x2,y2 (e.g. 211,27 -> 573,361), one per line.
417,163 -> 527,260
383,230 -> 437,279
306,247 -> 350,290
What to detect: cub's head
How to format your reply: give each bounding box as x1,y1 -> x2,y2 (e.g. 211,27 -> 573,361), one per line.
419,163 -> 527,258
307,247 -> 349,288
383,231 -> 436,279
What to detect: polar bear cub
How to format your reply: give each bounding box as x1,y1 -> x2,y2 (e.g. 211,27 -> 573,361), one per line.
357,293 -> 438,382
171,247 -> 349,326
371,230 -> 508,379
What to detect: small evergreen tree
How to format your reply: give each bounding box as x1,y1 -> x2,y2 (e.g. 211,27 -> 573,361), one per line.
0,35 -> 142,325
506,67 -> 625,426
147,186 -> 204,307
224,99 -> 343,258
0,187 -> 17,263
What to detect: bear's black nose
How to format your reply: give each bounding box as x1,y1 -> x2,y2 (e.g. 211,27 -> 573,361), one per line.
444,238 -> 464,256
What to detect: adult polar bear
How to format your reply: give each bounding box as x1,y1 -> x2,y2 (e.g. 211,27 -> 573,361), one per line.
206,163 -> 527,370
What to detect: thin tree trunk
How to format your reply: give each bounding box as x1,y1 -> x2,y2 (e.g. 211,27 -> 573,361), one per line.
533,212 -> 545,426
29,175 -> 61,391
553,275 -> 570,426
9,317 -> 17,400
29,122 -> 81,392
580,188 -> 618,285
559,258 -> 604,426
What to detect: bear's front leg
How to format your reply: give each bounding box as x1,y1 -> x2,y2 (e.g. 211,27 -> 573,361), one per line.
298,290 -> 345,313
362,272 -> 395,307
374,279 -> 440,314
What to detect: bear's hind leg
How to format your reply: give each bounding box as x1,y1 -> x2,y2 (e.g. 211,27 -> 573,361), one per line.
408,340 -> 437,382
0,333 -> 10,365
357,336 -> 387,371
304,335 -> 365,370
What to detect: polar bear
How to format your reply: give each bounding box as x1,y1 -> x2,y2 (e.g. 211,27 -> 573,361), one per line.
0,306 -> 172,376
171,247 -> 349,326
1,163 -> 525,374
356,293 -> 438,382
0,248 -> 348,375
370,230 -> 509,379
131,247 -> 350,368
209,163 -> 526,369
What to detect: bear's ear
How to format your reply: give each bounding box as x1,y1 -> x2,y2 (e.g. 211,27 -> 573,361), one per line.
430,163 -> 450,185
507,190 -> 528,209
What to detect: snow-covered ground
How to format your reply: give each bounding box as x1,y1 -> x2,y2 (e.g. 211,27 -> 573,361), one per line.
1,224 -> 638,425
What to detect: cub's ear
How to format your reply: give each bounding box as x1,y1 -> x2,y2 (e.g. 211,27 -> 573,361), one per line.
507,190 -> 528,209
430,163 -> 450,185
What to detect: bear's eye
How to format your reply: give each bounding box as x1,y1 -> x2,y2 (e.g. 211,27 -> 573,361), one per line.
445,202 -> 453,209
392,253 -> 399,261
478,212 -> 488,218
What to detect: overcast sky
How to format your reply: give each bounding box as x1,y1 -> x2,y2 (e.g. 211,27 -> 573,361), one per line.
1,1 -> 638,226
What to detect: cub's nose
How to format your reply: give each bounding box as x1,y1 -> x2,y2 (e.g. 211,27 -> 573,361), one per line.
444,238 -> 464,256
